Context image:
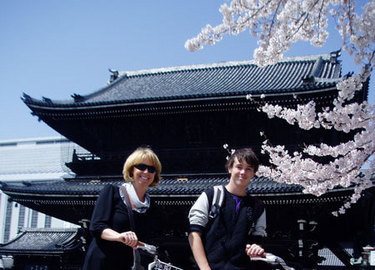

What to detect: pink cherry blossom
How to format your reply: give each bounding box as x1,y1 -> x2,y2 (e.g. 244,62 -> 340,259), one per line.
195,0 -> 375,215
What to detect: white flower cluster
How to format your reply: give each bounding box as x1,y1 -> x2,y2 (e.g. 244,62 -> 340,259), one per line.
187,0 -> 375,215
186,1 -> 374,66
223,143 -> 236,160
258,139 -> 374,210
334,1 -> 375,68
336,73 -> 365,103
262,101 -> 319,130
260,98 -> 374,214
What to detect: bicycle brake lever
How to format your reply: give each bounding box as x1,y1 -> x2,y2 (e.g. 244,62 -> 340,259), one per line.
136,241 -> 157,255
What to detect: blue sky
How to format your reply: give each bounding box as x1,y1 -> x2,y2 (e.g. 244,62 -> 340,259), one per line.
0,0 -> 373,140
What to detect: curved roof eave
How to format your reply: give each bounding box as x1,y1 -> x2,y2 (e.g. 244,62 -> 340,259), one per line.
21,53 -> 343,110
22,84 -> 339,112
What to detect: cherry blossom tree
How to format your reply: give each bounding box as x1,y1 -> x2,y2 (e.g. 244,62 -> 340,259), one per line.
186,0 -> 375,215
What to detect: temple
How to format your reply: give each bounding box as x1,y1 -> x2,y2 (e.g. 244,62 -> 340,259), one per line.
0,51 -> 373,269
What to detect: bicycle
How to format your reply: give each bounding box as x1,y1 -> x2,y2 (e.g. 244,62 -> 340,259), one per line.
136,241 -> 183,270
137,241 -> 294,270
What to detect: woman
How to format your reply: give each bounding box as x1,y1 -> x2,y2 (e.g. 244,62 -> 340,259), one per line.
188,148 -> 267,270
82,146 -> 162,270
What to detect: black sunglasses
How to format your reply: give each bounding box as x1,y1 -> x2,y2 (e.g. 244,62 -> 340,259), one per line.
134,163 -> 156,173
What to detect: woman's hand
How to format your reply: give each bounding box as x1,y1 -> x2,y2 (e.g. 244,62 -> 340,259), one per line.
245,243 -> 265,258
119,231 -> 138,247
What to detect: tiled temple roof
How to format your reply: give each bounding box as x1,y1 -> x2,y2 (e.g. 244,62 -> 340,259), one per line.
0,174 -> 353,204
0,175 -> 356,227
0,228 -> 84,255
0,175 -> 300,197
0,174 -> 359,226
22,53 -> 342,108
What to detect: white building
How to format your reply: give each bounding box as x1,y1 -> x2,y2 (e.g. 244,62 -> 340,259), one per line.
0,136 -> 85,243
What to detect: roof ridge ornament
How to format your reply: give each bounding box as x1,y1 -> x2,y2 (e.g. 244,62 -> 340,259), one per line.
108,69 -> 119,84
42,96 -> 52,104
330,49 -> 342,64
21,93 -> 32,102
71,93 -> 85,103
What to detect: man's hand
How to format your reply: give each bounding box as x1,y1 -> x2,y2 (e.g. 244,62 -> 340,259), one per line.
245,243 -> 265,258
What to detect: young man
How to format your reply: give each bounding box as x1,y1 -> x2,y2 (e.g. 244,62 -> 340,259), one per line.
188,148 -> 267,270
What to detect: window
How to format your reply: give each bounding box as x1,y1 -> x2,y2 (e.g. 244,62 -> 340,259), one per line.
3,201 -> 13,242
31,210 -> 38,228
17,205 -> 26,231
45,215 -> 52,228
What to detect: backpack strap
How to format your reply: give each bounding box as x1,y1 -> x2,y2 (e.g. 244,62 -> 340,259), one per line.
208,185 -> 225,219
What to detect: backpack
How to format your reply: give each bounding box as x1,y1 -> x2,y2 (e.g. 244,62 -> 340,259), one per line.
206,185 -> 265,234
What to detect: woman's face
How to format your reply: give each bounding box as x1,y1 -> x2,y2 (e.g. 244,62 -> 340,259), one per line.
132,159 -> 156,188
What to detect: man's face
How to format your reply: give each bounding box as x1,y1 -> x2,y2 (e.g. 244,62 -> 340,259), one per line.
228,157 -> 255,189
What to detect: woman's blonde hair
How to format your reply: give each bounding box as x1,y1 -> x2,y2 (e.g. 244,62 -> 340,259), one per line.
122,147 -> 162,187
